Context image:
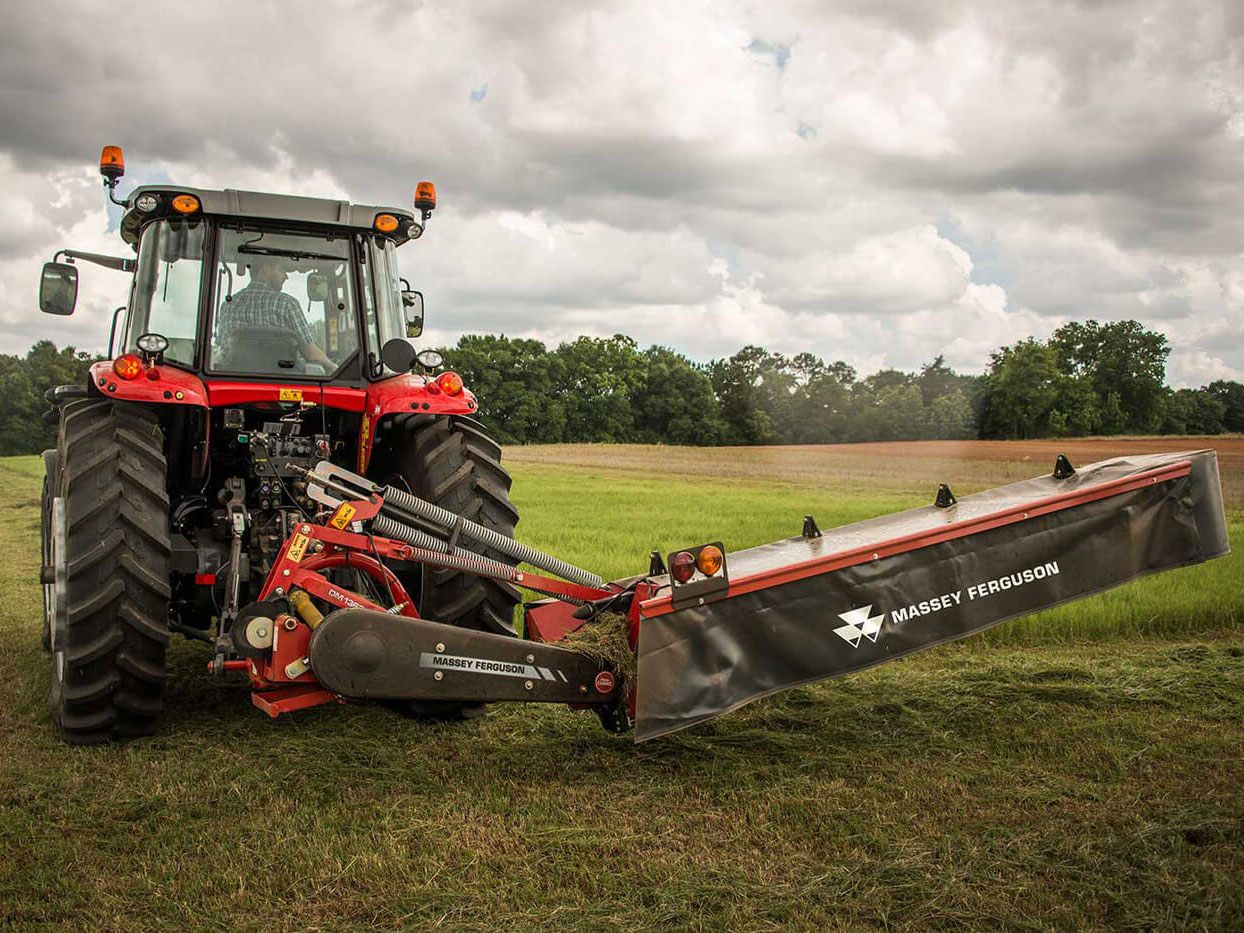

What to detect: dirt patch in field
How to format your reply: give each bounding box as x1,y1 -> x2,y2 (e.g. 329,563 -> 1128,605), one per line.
507,436 -> 1244,508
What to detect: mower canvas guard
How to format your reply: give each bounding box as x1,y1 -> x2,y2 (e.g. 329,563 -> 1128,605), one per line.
631,450 -> 1230,741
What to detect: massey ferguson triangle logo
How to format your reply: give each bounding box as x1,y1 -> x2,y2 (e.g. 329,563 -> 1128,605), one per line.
833,605 -> 885,647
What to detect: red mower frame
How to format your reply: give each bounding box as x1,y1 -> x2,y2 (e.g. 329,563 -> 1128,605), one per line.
234,490 -> 628,718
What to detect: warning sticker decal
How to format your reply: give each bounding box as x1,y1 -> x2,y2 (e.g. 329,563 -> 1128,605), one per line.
287,532 -> 309,563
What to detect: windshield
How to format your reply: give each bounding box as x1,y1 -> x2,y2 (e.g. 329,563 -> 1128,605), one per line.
127,219 -> 205,367
210,228 -> 359,378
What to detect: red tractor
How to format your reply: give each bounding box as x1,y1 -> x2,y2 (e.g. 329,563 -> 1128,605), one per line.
37,147 -> 1230,747
39,147 -> 524,743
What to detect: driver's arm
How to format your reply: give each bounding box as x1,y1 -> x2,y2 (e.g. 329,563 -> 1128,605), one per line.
281,297 -> 335,369
302,341 -> 335,369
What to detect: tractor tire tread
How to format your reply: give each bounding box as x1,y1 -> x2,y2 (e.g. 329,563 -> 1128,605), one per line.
383,415 -> 520,638
49,399 -> 170,744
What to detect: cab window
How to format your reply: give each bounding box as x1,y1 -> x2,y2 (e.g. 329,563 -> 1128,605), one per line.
127,219 -> 205,368
210,228 -> 358,378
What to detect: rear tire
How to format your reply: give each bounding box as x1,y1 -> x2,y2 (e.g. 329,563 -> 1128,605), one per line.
48,399 -> 172,744
377,415 -> 521,720
388,415 -> 521,636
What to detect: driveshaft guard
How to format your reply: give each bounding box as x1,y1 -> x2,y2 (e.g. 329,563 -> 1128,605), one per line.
634,450 -> 1229,742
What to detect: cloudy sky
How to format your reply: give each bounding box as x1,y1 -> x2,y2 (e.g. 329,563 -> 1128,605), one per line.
2,0 -> 1242,385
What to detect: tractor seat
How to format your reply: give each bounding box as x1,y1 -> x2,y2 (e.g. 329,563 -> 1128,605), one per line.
220,327 -> 304,375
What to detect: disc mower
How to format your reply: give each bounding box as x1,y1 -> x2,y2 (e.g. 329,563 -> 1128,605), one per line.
36,147 -> 1231,745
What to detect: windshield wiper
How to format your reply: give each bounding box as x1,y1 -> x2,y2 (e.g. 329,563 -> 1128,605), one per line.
236,244 -> 343,262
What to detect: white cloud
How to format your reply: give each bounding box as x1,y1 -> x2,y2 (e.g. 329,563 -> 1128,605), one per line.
0,0 -> 1241,386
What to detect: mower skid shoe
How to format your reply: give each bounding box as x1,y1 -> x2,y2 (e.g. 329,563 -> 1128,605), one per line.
634,450 -> 1230,742
309,609 -> 620,706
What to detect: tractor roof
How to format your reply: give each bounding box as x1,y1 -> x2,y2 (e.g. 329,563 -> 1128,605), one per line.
119,185 -> 421,247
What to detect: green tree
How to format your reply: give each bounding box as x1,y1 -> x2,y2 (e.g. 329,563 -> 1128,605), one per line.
441,335 -> 567,444
788,356 -> 856,443
552,335 -> 647,443
980,339 -> 1062,439
1049,320 -> 1170,433
707,346 -> 782,444
926,388 -> 976,439
631,346 -> 727,445
1205,380 -> 1244,432
1160,388 -> 1225,435
0,342 -> 100,456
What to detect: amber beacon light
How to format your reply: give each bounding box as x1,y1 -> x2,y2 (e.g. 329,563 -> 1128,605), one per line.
99,145 -> 125,179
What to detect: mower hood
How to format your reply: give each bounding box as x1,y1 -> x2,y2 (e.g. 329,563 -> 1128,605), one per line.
633,450 -> 1229,741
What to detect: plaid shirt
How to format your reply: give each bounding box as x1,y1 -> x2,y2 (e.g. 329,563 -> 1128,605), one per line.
216,281 -> 314,356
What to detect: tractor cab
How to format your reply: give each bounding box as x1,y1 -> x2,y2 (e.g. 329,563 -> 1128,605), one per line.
41,147 -> 436,386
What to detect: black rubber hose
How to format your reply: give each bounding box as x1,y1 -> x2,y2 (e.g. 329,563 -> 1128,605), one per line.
378,484 -> 604,588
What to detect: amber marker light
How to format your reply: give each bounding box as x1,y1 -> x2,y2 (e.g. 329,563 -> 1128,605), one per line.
670,551 -> 696,584
171,194 -> 201,214
696,545 -> 724,577
113,354 -> 143,380
374,213 -> 399,233
436,371 -> 464,396
99,145 -> 125,178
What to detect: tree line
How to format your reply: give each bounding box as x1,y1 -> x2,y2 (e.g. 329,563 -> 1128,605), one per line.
0,322 -> 1241,455
442,323 -> 1243,445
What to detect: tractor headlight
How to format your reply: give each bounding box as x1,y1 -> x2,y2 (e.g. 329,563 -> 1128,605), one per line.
134,194 -> 159,213
416,350 -> 444,370
136,333 -> 169,355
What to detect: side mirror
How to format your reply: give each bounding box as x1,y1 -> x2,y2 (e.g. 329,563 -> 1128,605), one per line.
40,262 -> 79,316
401,289 -> 424,337
380,338 -> 418,373
307,272 -> 329,302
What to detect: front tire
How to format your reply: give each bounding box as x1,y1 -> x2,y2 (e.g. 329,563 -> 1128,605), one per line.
49,399 -> 172,744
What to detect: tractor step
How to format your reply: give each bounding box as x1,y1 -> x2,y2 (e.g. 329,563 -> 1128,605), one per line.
308,608 -> 622,706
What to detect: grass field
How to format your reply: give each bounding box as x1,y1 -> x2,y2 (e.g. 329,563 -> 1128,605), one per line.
1,439 -> 1241,929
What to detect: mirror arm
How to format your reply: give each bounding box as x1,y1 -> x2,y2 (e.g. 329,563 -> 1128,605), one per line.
54,249 -> 136,273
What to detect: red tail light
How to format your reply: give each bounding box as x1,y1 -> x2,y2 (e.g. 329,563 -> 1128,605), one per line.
436,371 -> 464,396
113,354 -> 143,380
669,551 -> 696,584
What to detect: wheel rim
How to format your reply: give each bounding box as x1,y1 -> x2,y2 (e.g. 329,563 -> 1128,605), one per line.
48,498 -> 66,713
49,497 -> 67,651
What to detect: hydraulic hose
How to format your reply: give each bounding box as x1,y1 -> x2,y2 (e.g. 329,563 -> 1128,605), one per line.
372,514 -> 589,606
378,484 -> 604,588
372,513 -> 523,581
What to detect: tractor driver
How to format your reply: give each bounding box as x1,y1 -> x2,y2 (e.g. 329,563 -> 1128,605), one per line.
216,257 -> 335,372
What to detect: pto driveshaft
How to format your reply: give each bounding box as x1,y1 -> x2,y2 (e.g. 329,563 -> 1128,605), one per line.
306,462 -> 605,589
